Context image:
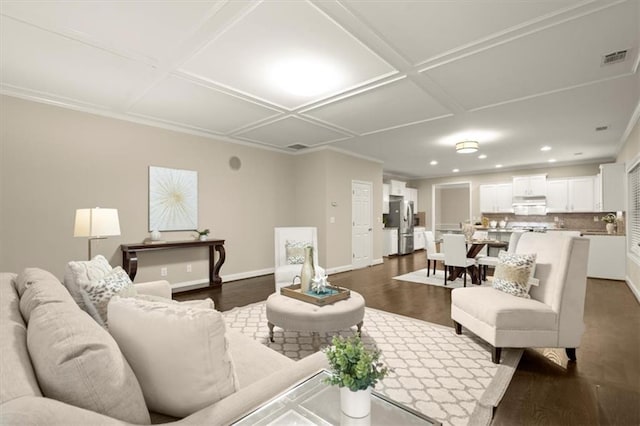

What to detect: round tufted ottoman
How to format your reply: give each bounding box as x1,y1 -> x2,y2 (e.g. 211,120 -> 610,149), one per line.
266,291 -> 365,350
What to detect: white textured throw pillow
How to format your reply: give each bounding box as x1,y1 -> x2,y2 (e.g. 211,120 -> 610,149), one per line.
108,296 -> 238,417
80,266 -> 137,326
492,251 -> 537,298
64,255 -> 113,318
285,240 -> 310,264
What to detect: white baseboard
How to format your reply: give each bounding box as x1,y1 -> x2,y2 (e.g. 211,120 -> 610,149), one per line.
326,264 -> 354,274
372,258 -> 384,266
626,275 -> 640,304
171,267 -> 275,293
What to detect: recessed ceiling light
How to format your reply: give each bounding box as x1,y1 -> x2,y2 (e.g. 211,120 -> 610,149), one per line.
430,160 -> 438,165
540,146 -> 552,151
269,57 -> 343,97
478,154 -> 487,159
452,168 -> 460,173
495,164 -> 502,168
549,158 -> 557,163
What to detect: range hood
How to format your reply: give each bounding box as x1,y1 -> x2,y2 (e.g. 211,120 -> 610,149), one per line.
512,196 -> 546,216
512,195 -> 546,206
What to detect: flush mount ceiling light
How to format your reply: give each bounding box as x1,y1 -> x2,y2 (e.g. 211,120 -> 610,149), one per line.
455,140 -> 479,154
269,57 -> 343,97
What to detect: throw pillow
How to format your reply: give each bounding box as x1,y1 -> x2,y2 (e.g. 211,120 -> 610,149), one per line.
108,296 -> 239,418
63,255 -> 113,314
25,280 -> 150,424
285,240 -> 310,264
492,251 -> 537,298
80,266 -> 137,327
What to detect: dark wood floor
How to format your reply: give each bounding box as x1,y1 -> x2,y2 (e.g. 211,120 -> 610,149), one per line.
175,251 -> 640,426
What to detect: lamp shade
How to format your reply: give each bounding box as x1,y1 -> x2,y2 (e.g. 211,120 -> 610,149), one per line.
74,208 -> 121,237
455,140 -> 479,154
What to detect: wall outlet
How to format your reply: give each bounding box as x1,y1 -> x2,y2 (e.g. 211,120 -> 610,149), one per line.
594,216 -> 599,222
554,216 -> 559,222
186,264 -> 192,273
160,267 -> 167,277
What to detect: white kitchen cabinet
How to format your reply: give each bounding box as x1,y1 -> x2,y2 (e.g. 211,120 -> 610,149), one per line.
389,180 -> 406,196
414,227 -> 426,250
383,183 -> 390,214
599,163 -> 625,211
568,177 -> 595,212
479,183 -> 513,213
585,235 -> 625,280
546,179 -> 568,212
383,228 -> 398,256
513,175 -> 547,196
406,187 -> 418,209
546,177 -> 595,212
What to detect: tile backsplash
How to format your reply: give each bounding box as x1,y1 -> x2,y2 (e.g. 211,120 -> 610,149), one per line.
482,212 -> 625,235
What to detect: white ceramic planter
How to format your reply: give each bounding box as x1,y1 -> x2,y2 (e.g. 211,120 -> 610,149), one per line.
606,223 -> 615,234
340,387 -> 371,419
199,235 -> 208,241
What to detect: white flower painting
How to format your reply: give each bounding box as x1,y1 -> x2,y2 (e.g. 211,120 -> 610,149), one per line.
149,166 -> 197,231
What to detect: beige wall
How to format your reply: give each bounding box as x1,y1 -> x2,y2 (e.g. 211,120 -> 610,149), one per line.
438,186 -> 470,227
0,96 -> 382,287
411,163 -> 601,229
617,116 -> 640,298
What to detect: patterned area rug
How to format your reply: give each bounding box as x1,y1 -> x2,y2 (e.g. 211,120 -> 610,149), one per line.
222,302 -> 522,426
393,269 -> 492,289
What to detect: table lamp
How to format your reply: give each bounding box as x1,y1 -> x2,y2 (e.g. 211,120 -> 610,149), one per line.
74,207 -> 121,259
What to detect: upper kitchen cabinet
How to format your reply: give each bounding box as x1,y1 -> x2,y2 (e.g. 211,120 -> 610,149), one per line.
599,163 -> 625,211
383,183 -> 390,214
546,177 -> 596,212
513,175 -> 547,197
480,183 -> 513,213
405,187 -> 418,210
389,180 -> 406,196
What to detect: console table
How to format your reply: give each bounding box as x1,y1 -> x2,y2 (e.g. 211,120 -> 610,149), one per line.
120,239 -> 226,287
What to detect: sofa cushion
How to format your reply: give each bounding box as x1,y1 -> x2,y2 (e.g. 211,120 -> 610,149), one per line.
108,296 -> 239,418
451,287 -> 557,331
79,266 -> 137,326
0,273 -> 42,404
18,268 -> 72,323
492,251 -> 537,298
25,278 -> 150,424
63,255 -> 112,317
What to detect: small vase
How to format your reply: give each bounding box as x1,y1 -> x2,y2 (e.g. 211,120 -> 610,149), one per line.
340,387 -> 371,419
300,246 -> 315,293
150,229 -> 161,241
606,223 -> 615,234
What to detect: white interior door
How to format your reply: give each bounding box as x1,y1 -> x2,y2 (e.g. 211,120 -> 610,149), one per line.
352,181 -> 372,269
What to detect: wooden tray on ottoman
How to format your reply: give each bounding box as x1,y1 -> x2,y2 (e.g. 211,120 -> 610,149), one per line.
280,284 -> 350,306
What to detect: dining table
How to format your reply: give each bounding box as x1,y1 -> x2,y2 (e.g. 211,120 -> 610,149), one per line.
447,238 -> 508,285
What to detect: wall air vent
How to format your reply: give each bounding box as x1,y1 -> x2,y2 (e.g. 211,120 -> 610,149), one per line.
287,144 -> 309,150
601,50 -> 627,66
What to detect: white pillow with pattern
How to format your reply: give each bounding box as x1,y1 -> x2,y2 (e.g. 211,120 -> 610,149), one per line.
80,266 -> 137,326
285,240 -> 311,264
492,251 -> 537,298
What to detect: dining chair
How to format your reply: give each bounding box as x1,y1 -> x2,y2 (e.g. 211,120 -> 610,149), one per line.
472,230 -> 489,258
442,234 -> 476,287
424,231 -> 445,277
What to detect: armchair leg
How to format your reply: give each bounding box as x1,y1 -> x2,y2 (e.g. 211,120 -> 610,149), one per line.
491,346 -> 502,364
453,321 -> 462,335
566,348 -> 577,361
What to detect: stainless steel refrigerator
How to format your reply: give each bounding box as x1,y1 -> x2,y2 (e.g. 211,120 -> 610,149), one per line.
387,196 -> 414,255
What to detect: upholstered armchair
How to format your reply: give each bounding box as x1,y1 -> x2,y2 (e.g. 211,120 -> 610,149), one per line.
274,227 -> 323,291
451,232 -> 590,363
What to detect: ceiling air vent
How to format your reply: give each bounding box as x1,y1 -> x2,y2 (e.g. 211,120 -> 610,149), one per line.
601,50 -> 627,66
287,144 -> 309,150
595,125 -> 609,132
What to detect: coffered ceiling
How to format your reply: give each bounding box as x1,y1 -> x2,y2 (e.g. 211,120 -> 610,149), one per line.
1,0 -> 638,178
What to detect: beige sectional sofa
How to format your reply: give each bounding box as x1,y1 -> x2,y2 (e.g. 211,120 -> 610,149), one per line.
0,269 -> 327,425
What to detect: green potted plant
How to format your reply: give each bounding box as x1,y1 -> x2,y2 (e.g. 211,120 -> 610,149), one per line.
601,213 -> 616,234
196,229 -> 210,241
324,334 -> 389,418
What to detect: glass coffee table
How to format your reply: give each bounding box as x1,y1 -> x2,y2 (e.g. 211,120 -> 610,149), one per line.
233,370 -> 440,425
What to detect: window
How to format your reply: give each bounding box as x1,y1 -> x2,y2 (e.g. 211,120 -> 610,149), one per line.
630,160 -> 640,258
